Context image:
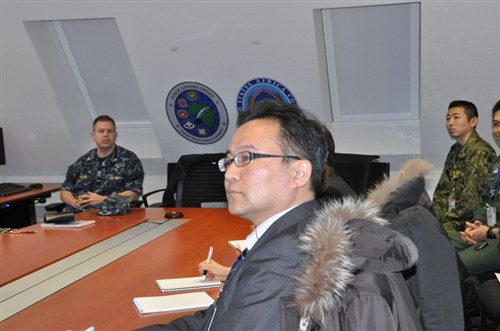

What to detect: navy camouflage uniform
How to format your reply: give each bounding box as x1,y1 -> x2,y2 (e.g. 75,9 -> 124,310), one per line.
61,145 -> 144,212
432,131 -> 496,233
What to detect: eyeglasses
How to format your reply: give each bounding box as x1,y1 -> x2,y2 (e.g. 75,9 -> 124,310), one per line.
218,151 -> 301,172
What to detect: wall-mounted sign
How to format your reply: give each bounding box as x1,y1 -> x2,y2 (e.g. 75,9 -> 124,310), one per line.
166,82 -> 228,144
237,77 -> 298,112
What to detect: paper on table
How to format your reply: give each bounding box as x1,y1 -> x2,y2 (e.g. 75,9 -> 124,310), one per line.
133,292 -> 214,314
496,272 -> 500,283
156,276 -> 221,293
228,240 -> 246,252
41,220 -> 95,228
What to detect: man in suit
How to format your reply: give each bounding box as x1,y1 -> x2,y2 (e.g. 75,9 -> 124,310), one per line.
137,101 -> 329,330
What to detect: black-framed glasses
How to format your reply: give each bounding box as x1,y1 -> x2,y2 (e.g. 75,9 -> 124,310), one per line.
218,151 -> 301,172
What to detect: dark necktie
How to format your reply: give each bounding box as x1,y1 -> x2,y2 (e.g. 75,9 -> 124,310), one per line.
206,248 -> 250,330
226,248 -> 249,281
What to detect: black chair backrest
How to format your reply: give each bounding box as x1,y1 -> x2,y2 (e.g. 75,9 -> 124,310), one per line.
367,161 -> 391,192
332,153 -> 389,195
168,153 -> 227,207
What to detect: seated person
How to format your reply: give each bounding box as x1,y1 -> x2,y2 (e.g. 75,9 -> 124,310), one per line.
432,100 -> 496,233
301,121 -> 355,201
137,102 -> 421,331
196,122 -> 351,283
316,122 -> 356,200
459,221 -> 499,277
137,102 -> 330,330
60,115 -> 144,212
451,101 -> 500,278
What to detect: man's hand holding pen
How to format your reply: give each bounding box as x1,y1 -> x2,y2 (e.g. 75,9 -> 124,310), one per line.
198,259 -> 231,283
201,246 -> 213,282
198,246 -> 232,283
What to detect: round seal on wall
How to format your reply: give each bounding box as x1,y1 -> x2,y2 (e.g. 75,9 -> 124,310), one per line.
236,77 -> 298,112
166,82 -> 228,144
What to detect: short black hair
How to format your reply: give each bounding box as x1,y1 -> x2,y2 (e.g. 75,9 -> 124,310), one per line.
93,115 -> 116,130
311,121 -> 335,195
491,100 -> 500,117
237,101 -> 329,198
449,100 -> 478,121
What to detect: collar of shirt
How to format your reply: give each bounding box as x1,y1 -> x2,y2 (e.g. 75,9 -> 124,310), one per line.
245,204 -> 299,251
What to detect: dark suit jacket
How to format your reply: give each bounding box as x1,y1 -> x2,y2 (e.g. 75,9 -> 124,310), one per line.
137,200 -> 320,331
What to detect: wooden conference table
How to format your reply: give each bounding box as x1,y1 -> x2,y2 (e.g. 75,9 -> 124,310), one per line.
1,207 -> 167,286
0,207 -> 251,330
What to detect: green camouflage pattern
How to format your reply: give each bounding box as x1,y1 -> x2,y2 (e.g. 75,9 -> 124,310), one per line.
432,131 -> 496,233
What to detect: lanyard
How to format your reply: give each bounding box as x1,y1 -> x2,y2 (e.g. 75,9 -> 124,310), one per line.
490,164 -> 500,200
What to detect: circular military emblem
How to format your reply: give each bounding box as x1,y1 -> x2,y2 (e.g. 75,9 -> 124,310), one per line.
166,82 -> 228,144
237,77 -> 298,112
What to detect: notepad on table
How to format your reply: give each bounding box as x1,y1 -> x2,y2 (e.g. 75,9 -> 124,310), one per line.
156,276 -> 221,293
41,220 -> 95,228
133,292 -> 214,315
228,239 -> 246,252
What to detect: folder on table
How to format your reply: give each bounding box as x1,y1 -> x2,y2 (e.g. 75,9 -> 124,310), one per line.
228,240 -> 246,252
41,220 -> 95,228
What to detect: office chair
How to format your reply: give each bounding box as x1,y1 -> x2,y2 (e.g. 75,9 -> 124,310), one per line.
142,153 -> 227,208
332,153 -> 390,196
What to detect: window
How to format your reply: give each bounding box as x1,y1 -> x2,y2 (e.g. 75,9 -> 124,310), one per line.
321,3 -> 420,123
24,18 -> 161,158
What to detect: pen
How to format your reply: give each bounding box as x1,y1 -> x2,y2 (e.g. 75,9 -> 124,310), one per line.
8,230 -> 37,234
201,246 -> 213,282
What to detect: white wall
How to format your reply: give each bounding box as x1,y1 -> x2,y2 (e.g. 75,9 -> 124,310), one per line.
0,0 -> 499,210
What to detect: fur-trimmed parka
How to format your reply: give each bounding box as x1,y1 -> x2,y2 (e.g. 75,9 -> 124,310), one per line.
366,158 -> 464,331
283,197 -> 423,330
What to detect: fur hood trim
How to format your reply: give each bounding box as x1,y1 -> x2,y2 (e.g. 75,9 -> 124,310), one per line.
366,158 -> 433,208
294,197 -> 386,325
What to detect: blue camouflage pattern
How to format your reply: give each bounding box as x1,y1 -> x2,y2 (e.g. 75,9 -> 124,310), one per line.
61,145 -> 144,211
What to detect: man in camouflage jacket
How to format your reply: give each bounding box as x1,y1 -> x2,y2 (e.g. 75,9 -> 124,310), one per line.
60,115 -> 144,212
432,100 -> 496,234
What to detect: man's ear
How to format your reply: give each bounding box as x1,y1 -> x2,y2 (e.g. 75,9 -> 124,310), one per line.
292,160 -> 313,187
470,116 -> 478,128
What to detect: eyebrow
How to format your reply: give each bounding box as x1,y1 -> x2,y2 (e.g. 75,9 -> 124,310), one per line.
226,144 -> 256,156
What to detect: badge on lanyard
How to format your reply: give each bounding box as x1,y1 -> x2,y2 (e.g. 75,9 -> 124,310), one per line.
448,199 -> 456,211
486,203 -> 497,227
490,166 -> 500,200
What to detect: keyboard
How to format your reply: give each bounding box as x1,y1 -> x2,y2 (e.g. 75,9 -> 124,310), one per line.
0,183 -> 32,197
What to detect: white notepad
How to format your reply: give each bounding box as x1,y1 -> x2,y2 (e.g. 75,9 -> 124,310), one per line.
228,240 -> 246,252
133,292 -> 214,315
41,220 -> 95,228
156,276 -> 221,293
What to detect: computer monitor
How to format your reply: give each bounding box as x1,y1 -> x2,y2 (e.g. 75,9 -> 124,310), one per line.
0,127 -> 6,165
